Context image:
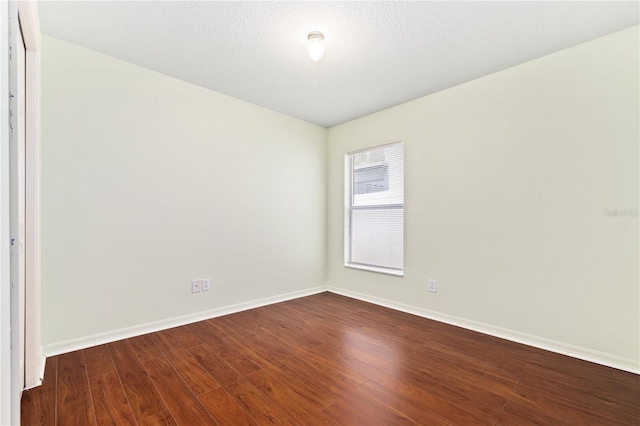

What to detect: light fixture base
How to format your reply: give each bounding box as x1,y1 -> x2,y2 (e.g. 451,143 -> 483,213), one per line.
308,31 -> 324,41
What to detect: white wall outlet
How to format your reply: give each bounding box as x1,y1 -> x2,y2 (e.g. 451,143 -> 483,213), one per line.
202,278 -> 210,291
428,279 -> 437,293
191,279 -> 201,293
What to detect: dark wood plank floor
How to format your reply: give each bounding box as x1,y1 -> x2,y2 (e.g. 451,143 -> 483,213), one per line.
21,292 -> 640,425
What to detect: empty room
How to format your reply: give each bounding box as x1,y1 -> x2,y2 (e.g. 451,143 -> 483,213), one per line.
2,1 -> 639,425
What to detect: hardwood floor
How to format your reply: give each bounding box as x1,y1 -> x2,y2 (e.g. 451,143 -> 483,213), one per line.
21,292 -> 640,425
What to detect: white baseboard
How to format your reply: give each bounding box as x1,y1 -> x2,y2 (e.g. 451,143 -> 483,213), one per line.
42,286 -> 326,357
327,286 -> 640,375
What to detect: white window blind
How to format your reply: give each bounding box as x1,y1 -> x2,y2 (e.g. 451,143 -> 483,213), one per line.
345,142 -> 404,276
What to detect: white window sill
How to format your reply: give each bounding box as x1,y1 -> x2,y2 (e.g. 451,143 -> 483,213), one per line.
345,263 -> 403,277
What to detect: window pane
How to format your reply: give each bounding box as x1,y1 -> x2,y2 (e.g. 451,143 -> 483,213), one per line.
354,164 -> 388,194
352,143 -> 403,207
345,141 -> 404,275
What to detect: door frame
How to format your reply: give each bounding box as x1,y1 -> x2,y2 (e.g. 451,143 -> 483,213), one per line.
18,0 -> 43,391
2,1 -> 41,424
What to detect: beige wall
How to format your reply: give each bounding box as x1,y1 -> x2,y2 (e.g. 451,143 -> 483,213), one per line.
41,36 -> 327,349
41,26 -> 639,371
327,26 -> 639,370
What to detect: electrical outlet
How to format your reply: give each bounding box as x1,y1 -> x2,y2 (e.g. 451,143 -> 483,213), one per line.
202,278 -> 210,291
428,279 -> 437,293
191,279 -> 201,293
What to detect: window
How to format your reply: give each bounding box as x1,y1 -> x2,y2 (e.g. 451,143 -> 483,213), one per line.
345,142 -> 404,276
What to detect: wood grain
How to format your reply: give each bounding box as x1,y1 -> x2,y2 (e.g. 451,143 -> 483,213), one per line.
143,356 -> 215,425
198,386 -> 257,425
88,371 -> 136,425
138,409 -> 178,426
56,351 -> 96,425
21,292 -> 640,425
107,339 -> 166,421
83,344 -> 115,378
151,331 -> 221,395
20,384 -> 56,426
244,369 -> 335,425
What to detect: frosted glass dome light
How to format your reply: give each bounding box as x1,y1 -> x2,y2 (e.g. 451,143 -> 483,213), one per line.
307,31 -> 325,61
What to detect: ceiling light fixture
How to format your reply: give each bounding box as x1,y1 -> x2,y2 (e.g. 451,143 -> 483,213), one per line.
307,31 -> 325,61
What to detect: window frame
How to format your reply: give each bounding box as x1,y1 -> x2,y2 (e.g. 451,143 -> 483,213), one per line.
344,141 -> 404,277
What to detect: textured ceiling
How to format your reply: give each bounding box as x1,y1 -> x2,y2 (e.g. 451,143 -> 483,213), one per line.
38,1 -> 639,128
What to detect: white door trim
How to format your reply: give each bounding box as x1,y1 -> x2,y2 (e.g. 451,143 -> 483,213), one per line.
0,3 -> 13,424
3,0 -> 41,422
17,0 -> 43,391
